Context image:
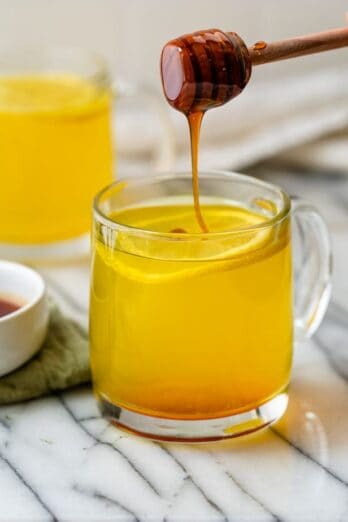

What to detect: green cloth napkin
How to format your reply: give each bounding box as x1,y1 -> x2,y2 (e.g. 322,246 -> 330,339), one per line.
0,305 -> 90,405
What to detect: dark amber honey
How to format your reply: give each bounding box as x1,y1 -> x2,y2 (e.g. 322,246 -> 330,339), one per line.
0,297 -> 21,318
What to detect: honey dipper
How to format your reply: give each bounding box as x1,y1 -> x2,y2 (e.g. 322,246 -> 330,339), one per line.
161,27 -> 348,114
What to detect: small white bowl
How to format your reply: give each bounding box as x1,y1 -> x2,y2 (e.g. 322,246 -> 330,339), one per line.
0,261 -> 49,377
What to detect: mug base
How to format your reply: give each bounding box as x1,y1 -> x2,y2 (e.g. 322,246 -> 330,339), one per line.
0,233 -> 90,263
98,392 -> 288,442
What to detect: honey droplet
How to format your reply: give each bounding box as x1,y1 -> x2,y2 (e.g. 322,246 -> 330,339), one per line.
170,228 -> 187,234
253,40 -> 267,51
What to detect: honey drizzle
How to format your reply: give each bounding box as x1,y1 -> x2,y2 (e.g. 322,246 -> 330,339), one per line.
188,111 -> 209,233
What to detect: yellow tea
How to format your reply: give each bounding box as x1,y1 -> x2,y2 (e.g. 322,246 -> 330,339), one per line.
90,202 -> 293,420
0,74 -> 112,243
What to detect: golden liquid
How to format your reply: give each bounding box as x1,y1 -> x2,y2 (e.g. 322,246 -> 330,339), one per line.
90,203 -> 293,420
0,74 -> 112,243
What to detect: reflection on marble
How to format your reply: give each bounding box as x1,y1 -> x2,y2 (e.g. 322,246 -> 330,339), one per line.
1,165 -> 348,521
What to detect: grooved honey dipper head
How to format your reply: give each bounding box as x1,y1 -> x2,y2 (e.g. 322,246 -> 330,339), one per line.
160,28 -> 252,114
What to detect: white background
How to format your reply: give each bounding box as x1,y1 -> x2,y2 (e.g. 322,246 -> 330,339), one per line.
0,0 -> 347,90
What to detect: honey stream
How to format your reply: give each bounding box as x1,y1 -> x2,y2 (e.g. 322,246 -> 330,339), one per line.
188,111 -> 209,233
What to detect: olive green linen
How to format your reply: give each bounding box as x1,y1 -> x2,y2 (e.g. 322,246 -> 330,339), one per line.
0,306 -> 90,405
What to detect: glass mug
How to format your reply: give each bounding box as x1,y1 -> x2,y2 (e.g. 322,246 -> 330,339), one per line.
0,46 -> 173,261
90,171 -> 331,442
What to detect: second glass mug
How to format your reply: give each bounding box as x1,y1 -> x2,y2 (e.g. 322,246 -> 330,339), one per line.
0,46 -> 173,261
90,171 -> 331,442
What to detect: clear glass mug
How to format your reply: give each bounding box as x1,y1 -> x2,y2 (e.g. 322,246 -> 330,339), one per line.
0,46 -> 173,262
90,171 -> 331,442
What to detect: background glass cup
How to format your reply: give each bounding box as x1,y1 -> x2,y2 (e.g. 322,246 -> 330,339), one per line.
0,46 -> 173,262
90,171 -> 331,442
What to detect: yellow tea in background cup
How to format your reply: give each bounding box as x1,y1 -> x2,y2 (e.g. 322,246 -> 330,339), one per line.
90,171 -> 331,442
0,47 -> 173,262
0,48 -> 112,260
0,73 -> 112,244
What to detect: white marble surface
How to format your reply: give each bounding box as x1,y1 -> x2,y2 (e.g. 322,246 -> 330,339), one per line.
1,166 -> 348,522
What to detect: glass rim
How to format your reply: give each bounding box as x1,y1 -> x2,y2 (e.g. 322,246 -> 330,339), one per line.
0,44 -> 110,90
93,170 -> 291,240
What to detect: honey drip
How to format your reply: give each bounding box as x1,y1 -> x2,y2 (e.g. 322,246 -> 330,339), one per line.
188,111 -> 209,233
253,40 -> 267,51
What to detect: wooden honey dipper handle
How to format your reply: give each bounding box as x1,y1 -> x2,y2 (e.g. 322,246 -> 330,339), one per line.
245,27 -> 348,65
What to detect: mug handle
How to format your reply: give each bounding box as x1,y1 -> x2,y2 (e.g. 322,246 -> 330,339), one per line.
292,197 -> 332,342
112,79 -> 176,172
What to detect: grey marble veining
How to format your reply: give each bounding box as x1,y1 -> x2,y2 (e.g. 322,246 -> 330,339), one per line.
1,165 -> 348,521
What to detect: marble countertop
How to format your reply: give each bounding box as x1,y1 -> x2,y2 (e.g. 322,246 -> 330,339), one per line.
1,166 -> 348,522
